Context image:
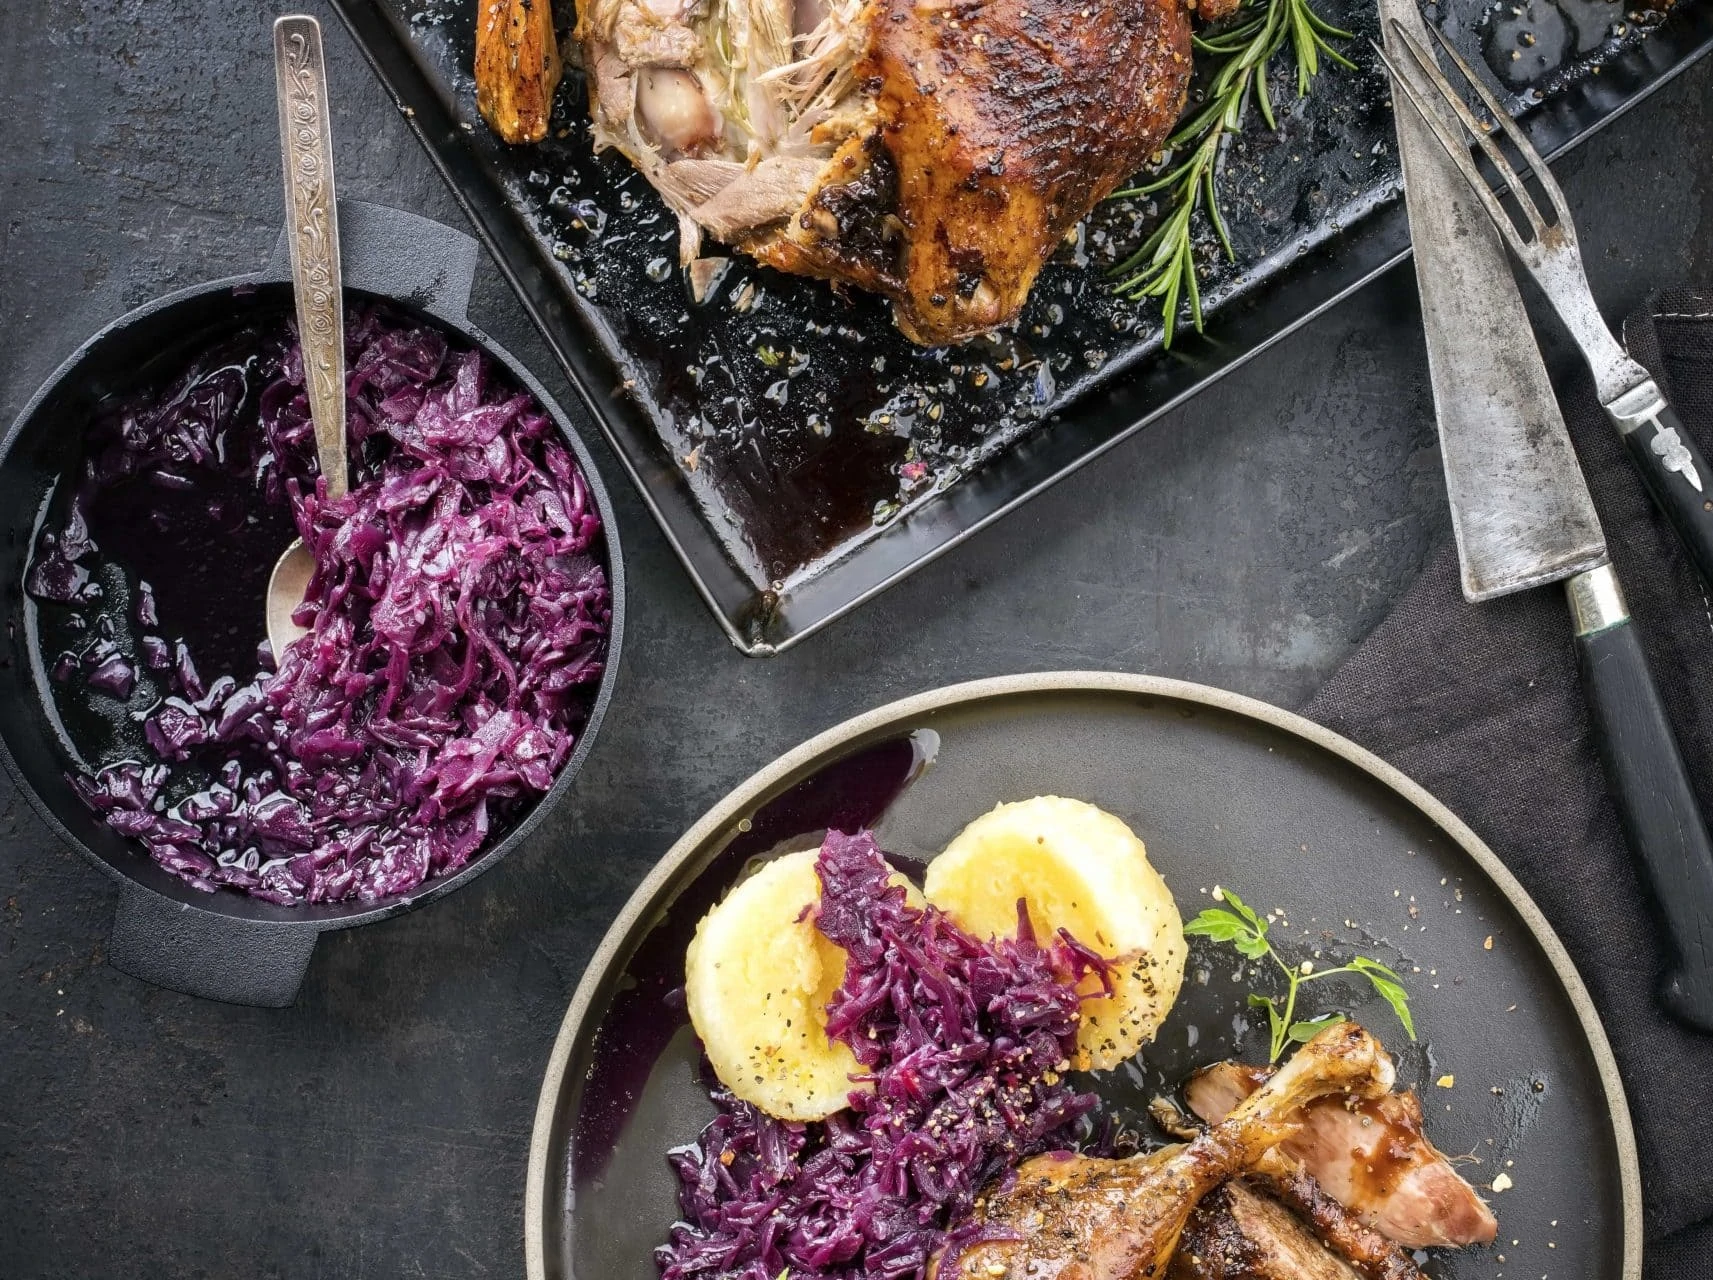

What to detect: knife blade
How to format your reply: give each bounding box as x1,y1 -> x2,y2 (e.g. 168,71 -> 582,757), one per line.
1377,0 -> 1607,602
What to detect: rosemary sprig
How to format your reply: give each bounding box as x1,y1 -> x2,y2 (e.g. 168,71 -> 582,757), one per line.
1183,886 -> 1415,1063
1110,0 -> 1355,344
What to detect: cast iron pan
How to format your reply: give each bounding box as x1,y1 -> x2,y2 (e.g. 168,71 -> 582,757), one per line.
0,199 -> 626,1008
525,672 -> 1640,1280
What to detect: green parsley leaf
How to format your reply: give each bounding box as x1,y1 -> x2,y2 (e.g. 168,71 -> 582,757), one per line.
1218,888 -> 1265,935
1183,908 -> 1252,943
1232,933 -> 1271,961
1361,972 -> 1416,1041
1287,1013 -> 1347,1044
1248,992 -> 1286,1060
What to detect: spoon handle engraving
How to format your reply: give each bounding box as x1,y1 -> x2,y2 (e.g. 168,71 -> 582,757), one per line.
274,15 -> 347,500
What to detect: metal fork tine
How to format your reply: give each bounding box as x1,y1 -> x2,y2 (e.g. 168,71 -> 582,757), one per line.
1370,35 -> 1535,260
1388,21 -> 1552,244
1379,22 -> 1550,247
1424,23 -> 1573,235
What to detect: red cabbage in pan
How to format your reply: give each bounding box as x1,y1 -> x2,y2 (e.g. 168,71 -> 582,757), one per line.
28,305 -> 610,905
659,830 -> 1108,1280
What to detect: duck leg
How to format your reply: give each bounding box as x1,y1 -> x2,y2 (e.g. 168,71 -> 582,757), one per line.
936,1022 -> 1397,1280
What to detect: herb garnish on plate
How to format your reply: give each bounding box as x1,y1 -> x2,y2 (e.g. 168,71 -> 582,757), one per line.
1185,886 -> 1415,1062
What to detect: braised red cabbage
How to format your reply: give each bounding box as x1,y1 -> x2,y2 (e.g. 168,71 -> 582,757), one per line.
658,830 -> 1108,1280
29,305 -> 610,904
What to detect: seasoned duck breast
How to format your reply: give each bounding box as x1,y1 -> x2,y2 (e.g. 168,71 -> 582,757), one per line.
574,0 -> 1193,343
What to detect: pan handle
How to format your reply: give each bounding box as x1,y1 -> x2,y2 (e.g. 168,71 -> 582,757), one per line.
107,885 -> 320,1007
260,198 -> 479,324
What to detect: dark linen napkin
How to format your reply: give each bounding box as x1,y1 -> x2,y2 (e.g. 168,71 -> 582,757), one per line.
1302,290 -> 1713,1278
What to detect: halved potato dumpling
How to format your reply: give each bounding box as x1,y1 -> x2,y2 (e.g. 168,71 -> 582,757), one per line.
925,796 -> 1185,1071
684,849 -> 870,1121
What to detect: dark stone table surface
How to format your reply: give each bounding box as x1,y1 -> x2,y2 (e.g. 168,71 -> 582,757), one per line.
1,2 -> 1709,1274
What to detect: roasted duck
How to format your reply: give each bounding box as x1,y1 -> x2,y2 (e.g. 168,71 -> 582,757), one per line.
1147,1109 -> 1432,1280
477,0 -> 564,143
1242,1151 -> 1428,1280
1185,1060 -> 1498,1248
573,0 -> 1193,343
1172,1180 -> 1371,1280
933,1021 -> 1397,1280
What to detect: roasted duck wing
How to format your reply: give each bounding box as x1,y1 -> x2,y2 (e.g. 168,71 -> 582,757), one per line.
1186,1061 -> 1498,1248
575,0 -> 1191,343
477,0 -> 565,143
933,1022 -> 1397,1280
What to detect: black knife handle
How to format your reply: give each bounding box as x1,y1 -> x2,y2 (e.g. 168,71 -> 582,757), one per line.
1572,568 -> 1713,1032
1609,391 -> 1713,592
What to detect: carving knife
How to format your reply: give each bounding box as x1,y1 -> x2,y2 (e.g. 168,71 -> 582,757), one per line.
1379,0 -> 1713,1032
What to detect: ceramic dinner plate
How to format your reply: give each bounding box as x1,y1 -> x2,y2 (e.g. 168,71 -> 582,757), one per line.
526,672 -> 1640,1280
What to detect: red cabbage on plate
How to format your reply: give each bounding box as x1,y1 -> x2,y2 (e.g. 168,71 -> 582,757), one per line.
659,829 -> 1110,1280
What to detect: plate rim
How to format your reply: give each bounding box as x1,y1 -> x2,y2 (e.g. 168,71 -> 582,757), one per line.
524,670 -> 1643,1280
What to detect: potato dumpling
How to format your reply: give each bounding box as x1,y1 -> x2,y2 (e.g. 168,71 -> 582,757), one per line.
925,796 -> 1185,1071
683,849 -> 868,1121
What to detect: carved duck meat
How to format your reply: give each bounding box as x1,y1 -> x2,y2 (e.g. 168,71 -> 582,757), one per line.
1149,1103 -> 1430,1280
1169,1152 -> 1432,1280
1245,1151 -> 1428,1280
931,1022 -> 1398,1280
1185,1060 -> 1499,1249
573,0 -> 1193,343
1170,1180 -> 1373,1280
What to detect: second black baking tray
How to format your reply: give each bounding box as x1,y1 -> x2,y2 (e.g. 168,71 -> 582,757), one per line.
331,0 -> 1712,654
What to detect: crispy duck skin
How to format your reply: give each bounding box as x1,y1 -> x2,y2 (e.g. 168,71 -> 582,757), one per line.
1169,1179 -> 1367,1280
476,0 -> 563,144
1251,1151 -> 1426,1280
932,1022 -> 1397,1280
1190,0 -> 1242,21
760,0 -> 1194,343
1186,1062 -> 1499,1249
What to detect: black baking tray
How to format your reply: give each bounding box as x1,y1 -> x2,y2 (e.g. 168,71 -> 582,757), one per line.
330,0 -> 1711,654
